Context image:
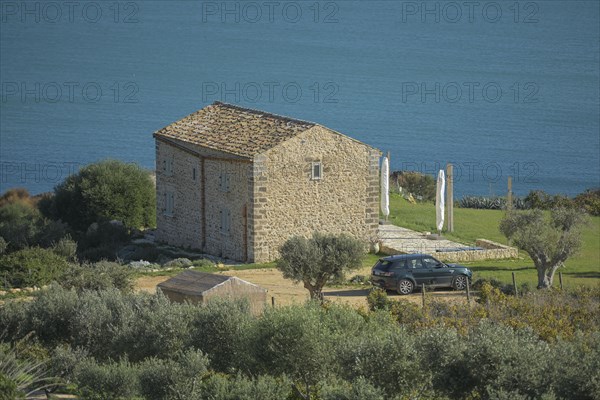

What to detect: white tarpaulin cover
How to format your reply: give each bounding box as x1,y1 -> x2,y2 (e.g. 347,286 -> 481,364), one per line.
436,169 -> 445,232
381,157 -> 390,218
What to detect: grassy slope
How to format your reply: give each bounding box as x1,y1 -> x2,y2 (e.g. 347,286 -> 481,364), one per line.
388,193 -> 600,288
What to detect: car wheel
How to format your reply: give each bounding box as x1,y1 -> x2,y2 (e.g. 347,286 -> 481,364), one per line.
397,279 -> 414,295
453,275 -> 468,291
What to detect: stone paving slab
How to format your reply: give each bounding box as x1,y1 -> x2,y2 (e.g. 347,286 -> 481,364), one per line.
378,224 -> 518,262
378,224 -> 471,255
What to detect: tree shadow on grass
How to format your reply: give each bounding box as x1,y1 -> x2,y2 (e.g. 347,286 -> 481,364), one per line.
469,266 -> 531,272
563,271 -> 600,279
323,289 -> 371,297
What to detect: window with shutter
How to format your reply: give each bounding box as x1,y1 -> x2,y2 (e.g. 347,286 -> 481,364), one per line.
311,162 -> 322,180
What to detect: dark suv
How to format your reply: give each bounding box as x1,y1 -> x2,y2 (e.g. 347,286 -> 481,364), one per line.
371,254 -> 473,295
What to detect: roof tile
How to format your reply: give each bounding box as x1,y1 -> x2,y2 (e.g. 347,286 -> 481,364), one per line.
154,102 -> 315,158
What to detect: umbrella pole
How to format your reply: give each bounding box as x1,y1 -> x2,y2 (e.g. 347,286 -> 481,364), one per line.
386,151 -> 390,222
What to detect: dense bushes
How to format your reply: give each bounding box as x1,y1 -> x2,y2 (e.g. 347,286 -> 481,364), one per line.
459,195 -> 528,210
0,247 -> 69,288
458,188 -> 600,215
46,160 -> 155,231
59,261 -> 134,293
574,188 -> 600,216
390,171 -> 436,201
368,285 -> 600,343
1,286 -> 599,399
0,202 -> 68,252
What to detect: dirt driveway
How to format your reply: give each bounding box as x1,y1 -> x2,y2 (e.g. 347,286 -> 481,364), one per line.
135,268 -> 471,308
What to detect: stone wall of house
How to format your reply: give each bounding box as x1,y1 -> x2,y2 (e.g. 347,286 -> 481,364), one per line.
250,126 -> 381,262
155,140 -> 203,249
155,137 -> 252,260
203,158 -> 252,261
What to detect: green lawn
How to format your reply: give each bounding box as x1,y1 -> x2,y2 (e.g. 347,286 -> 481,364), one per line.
387,193 -> 600,289
136,195 -> 599,289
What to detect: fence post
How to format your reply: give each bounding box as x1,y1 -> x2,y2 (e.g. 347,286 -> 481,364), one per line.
466,278 -> 471,304
559,272 -> 563,290
271,296 -> 275,307
421,285 -> 426,308
512,272 -> 518,296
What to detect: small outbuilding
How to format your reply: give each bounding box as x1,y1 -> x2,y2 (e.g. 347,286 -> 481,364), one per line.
157,270 -> 267,313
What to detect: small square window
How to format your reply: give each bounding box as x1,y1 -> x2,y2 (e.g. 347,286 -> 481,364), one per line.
311,162 -> 322,180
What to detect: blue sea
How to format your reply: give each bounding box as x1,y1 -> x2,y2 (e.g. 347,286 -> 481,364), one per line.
1,0 -> 599,197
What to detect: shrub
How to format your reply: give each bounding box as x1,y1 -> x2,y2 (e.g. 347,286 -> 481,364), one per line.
0,237 -> 7,255
77,243 -> 120,263
549,332 -> 600,399
319,377 -> 388,400
73,357 -> 141,400
33,219 -> 69,249
51,235 -> 78,262
0,202 -> 69,253
197,373 -> 292,400
366,288 -> 391,311
446,321 -> 554,399
190,298 -> 252,373
458,195 -> 529,210
78,221 -> 130,262
49,345 -> 89,384
0,188 -> 35,207
0,247 -> 69,288
121,243 -> 161,263
524,190 -> 575,210
472,278 -> 504,291
106,291 -> 195,362
390,171 -> 436,201
335,326 -> 424,397
459,196 -> 505,210
60,261 -> 133,293
138,349 -> 209,400
0,344 -> 58,399
0,203 -> 41,251
249,303 -> 335,398
49,160 -> 156,231
25,286 -> 79,346
163,257 -> 192,268
191,258 -> 216,268
574,188 -> 600,216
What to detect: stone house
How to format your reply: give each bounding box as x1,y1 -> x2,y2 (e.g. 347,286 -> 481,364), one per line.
153,102 -> 380,262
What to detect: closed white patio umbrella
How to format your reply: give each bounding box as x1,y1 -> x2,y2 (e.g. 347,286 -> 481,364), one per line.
436,169 -> 445,235
381,156 -> 389,221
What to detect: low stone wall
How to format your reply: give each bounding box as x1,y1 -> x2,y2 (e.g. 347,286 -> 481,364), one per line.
380,239 -> 518,262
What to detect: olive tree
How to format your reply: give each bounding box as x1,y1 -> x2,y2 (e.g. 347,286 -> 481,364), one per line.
500,207 -> 588,289
277,232 -> 364,300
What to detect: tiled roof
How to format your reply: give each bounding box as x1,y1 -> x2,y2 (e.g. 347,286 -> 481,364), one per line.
154,102 -> 316,158
157,270 -> 230,296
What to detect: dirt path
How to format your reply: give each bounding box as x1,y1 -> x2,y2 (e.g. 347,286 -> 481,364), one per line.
135,268 -> 471,308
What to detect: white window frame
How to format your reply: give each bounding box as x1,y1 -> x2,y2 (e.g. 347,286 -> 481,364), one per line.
311,162 -> 323,180
164,191 -> 174,216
